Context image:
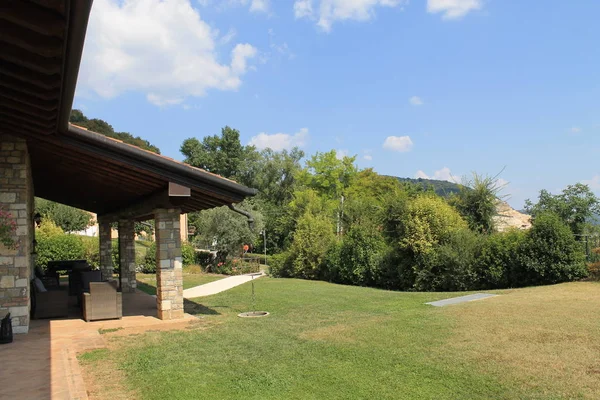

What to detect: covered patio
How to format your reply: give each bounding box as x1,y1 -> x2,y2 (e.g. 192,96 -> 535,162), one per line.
0,0 -> 256,334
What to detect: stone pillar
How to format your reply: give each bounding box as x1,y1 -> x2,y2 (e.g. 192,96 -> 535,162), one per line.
0,135 -> 33,334
99,218 -> 113,281
154,208 -> 183,320
118,219 -> 136,293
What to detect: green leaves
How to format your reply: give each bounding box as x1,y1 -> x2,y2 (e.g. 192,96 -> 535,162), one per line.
525,183 -> 600,236
35,198 -> 94,233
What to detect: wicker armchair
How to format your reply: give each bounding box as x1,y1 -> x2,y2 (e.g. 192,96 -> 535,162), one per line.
82,282 -> 122,322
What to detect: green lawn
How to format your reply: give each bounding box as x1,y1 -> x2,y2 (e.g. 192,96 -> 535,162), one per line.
136,272 -> 226,295
80,279 -> 600,400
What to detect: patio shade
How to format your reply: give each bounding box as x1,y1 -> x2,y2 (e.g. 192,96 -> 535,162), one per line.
0,0 -> 257,219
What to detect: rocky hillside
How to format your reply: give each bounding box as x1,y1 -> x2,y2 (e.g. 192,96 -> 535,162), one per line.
494,201 -> 532,232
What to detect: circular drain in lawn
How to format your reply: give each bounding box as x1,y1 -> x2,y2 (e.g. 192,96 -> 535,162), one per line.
238,311 -> 269,318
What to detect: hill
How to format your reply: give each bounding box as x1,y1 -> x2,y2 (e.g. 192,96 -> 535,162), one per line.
393,177 -> 463,197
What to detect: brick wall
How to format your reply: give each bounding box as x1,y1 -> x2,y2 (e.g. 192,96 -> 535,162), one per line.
0,134 -> 33,334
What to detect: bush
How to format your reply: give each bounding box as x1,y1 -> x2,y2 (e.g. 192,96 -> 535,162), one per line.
269,252 -> 292,277
80,236 -> 100,269
514,212 -> 587,286
182,242 -> 196,267
139,242 -> 157,273
287,213 -> 335,280
36,221 -> 85,269
397,195 -> 468,255
195,250 -> 214,268
413,229 -> 483,291
211,259 -> 260,275
335,224 -> 387,286
477,229 -> 527,288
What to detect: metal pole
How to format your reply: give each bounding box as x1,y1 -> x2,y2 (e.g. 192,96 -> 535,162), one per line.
263,229 -> 267,267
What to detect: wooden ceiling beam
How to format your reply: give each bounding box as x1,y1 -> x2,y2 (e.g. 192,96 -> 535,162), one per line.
0,43 -> 61,75
0,21 -> 64,57
0,76 -> 61,102
0,1 -> 65,38
0,99 -> 56,120
0,60 -> 61,89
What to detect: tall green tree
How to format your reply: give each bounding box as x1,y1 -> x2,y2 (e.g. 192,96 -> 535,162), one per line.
190,200 -> 264,256
524,183 -> 600,236
35,198 -> 94,233
180,126 -> 259,185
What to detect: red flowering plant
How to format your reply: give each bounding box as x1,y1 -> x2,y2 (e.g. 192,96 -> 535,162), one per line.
0,205 -> 18,249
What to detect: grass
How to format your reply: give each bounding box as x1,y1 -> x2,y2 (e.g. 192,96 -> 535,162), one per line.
80,279 -> 600,400
135,272 -> 226,296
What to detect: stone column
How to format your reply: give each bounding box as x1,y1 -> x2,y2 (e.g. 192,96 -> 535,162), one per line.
118,219 -> 136,293
154,208 -> 183,320
98,218 -> 113,281
0,135 -> 33,334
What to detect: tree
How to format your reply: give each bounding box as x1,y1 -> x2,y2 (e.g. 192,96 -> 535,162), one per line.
180,126 -> 259,184
450,172 -> 506,234
69,110 -> 161,154
189,201 -> 264,257
35,198 -> 94,233
299,150 -> 357,200
524,183 -> 600,236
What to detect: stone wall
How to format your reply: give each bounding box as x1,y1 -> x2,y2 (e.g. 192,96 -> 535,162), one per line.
98,218 -> 113,281
118,219 -> 136,293
154,208 -> 184,320
0,134 -> 33,334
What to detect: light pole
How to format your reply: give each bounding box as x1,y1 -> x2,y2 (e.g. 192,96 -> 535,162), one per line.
261,229 -> 267,266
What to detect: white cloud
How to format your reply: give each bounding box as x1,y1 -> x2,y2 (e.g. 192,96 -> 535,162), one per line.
383,135 -> 413,152
294,0 -> 313,18
570,126 -> 582,134
249,128 -> 309,151
415,167 -> 459,183
294,0 -> 407,32
219,28 -> 237,45
409,96 -> 424,106
363,154 -> 373,161
582,175 -> 600,190
249,0 -> 269,13
427,0 -> 482,19
78,0 -> 257,106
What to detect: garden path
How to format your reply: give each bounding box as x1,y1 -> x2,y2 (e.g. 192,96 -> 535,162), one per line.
183,272 -> 265,298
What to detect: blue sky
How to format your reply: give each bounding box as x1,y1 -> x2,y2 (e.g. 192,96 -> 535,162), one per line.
74,0 -> 600,209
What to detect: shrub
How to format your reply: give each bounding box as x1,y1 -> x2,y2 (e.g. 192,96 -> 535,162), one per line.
195,250 -> 214,268
269,252 -> 292,277
212,259 -> 259,275
139,242 -> 157,273
335,224 -> 387,286
288,213 -> 335,280
398,195 -> 468,255
80,236 -> 100,269
413,229 -> 483,291
514,212 -> 587,286
36,221 -> 85,269
477,229 -> 527,288
181,242 -> 196,267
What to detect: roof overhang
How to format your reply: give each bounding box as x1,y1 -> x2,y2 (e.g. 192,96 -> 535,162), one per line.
1,0 -> 257,217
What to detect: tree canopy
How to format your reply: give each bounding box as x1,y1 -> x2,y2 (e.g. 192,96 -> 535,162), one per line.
70,109 -> 161,154
525,183 -> 600,236
35,198 -> 94,233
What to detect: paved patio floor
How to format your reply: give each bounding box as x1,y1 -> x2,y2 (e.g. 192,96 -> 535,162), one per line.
0,290 -> 197,399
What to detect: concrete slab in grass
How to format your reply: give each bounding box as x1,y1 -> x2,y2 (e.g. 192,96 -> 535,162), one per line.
426,293 -> 498,307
